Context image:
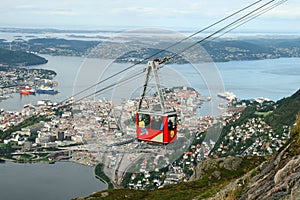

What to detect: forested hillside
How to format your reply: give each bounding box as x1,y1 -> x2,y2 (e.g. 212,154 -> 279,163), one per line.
0,48 -> 47,66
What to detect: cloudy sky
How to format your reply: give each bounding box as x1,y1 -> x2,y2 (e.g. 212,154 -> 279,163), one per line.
1,0 -> 299,32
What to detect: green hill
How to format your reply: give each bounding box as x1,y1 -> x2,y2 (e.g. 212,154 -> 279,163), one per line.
0,48 -> 48,66
265,89 -> 300,132
210,89 -> 300,156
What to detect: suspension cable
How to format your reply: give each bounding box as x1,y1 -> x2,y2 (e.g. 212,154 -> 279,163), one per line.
61,0 -> 265,103
166,0 -> 277,62
202,0 -> 288,45
64,0 -> 287,105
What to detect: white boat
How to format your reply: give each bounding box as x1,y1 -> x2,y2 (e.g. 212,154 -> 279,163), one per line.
217,91 -> 236,101
36,86 -> 58,94
0,95 -> 10,100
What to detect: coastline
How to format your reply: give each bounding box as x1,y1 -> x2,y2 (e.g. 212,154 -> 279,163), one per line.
0,156 -> 110,191
0,159 -> 107,200
94,163 -> 114,189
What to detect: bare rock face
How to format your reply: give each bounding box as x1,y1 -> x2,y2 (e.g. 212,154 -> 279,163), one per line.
221,156 -> 243,171
274,156 -> 300,184
212,171 -> 222,180
189,159 -> 218,181
189,156 -> 243,182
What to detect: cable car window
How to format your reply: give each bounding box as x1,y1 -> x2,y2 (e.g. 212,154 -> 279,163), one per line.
139,114 -> 150,128
168,115 -> 177,130
152,115 -> 163,130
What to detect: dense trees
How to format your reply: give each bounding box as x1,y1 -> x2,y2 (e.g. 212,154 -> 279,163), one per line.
0,48 -> 47,66
265,89 -> 300,132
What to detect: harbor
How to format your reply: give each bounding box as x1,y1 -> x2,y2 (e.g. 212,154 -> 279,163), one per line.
0,67 -> 58,98
1,55 -> 300,194
0,82 -> 289,189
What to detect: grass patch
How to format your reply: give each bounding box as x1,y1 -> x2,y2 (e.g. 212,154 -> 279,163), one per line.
19,154 -> 34,159
254,111 -> 269,117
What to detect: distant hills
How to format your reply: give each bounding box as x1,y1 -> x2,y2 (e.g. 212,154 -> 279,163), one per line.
0,38 -> 99,57
0,48 -> 47,67
92,37 -> 300,63
1,37 -> 300,63
27,38 -> 99,56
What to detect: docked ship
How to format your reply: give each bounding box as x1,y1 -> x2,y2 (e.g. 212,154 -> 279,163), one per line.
217,91 -> 236,101
0,95 -> 10,100
20,86 -> 36,95
36,86 -> 58,95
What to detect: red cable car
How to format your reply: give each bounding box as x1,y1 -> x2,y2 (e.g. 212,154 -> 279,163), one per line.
136,58 -> 177,144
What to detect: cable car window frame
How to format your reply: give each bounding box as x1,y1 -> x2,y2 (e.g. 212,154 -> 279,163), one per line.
139,113 -> 150,128
167,115 -> 177,131
151,115 -> 164,130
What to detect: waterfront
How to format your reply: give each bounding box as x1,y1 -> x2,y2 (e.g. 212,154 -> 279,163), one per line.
1,56 -> 300,111
0,55 -> 85,111
0,161 -> 106,200
0,55 -> 300,199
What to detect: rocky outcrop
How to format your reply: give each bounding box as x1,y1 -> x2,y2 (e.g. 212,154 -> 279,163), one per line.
189,157 -> 244,182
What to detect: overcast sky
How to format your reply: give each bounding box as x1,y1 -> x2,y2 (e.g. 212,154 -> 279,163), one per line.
1,0 -> 299,32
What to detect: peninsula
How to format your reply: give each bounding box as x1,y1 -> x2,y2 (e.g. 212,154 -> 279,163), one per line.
0,48 -> 48,67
